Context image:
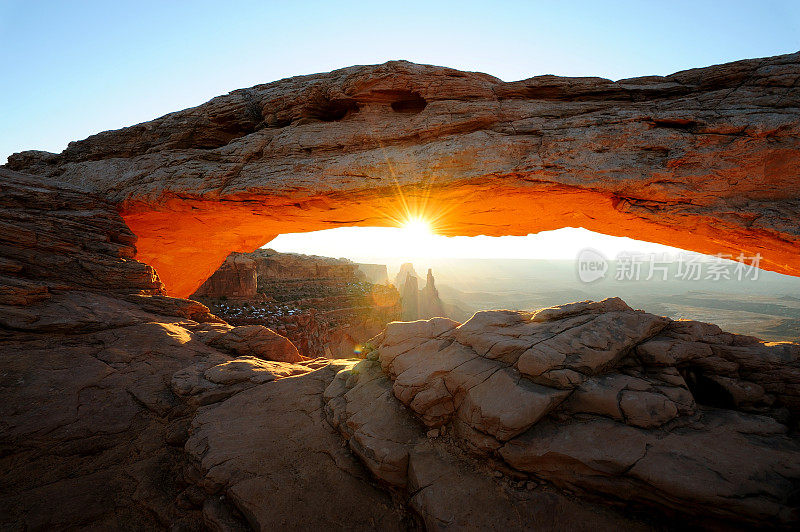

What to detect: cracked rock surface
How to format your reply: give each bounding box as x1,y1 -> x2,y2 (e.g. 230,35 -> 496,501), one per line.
324,299 -> 800,528
185,361 -> 410,530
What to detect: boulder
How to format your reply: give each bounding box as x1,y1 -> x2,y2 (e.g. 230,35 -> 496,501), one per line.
323,354 -> 654,530
202,324 -> 303,363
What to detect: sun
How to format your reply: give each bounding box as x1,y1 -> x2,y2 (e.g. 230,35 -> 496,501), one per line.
401,216 -> 434,236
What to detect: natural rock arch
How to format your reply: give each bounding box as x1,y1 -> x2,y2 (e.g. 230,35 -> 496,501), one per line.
7,53 -> 800,297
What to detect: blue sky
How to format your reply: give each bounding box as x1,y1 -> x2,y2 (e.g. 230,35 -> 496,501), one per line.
1,0 -> 798,163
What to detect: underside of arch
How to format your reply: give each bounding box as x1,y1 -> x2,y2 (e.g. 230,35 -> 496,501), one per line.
121,181 -> 800,298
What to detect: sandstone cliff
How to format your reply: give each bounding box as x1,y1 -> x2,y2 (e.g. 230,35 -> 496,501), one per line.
192,248 -> 367,299
394,263 -> 419,291
4,54 -> 800,297
192,248 -> 401,358
250,248 -> 365,281
192,253 -> 258,298
3,51 -> 800,530
400,274 -> 420,321
419,268 -> 446,319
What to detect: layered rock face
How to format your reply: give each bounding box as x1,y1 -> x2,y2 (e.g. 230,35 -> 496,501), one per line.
194,248 -> 372,299
192,253 -> 258,298
193,249 -> 401,357
251,248 -> 365,280
325,297 -> 800,528
5,54 -> 800,296
0,168 -> 163,311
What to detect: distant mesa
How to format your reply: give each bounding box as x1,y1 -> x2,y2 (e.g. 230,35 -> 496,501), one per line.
394,262 -> 418,291
192,248 -> 401,359
193,248 -> 370,299
356,263 -> 389,284
192,253 -> 258,298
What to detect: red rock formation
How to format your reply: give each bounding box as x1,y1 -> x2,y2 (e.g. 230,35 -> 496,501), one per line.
251,248 -> 365,280
400,274 -> 419,321
5,54 -> 800,296
420,268 -> 446,319
192,253 -> 258,298
0,168 -> 164,306
394,263 -> 418,290
194,249 -> 401,358
193,248 -> 369,301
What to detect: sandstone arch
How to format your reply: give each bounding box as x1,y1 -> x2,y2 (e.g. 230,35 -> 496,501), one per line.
6,53 -> 800,297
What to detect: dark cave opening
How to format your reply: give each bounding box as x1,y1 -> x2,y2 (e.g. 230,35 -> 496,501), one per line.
679,367 -> 737,409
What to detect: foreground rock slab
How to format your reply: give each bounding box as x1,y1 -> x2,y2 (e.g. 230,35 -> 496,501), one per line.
186,362 -> 409,530
325,298 -> 800,528
324,358 -> 653,530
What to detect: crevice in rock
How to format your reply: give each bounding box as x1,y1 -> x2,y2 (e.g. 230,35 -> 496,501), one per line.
390,91 -> 427,113
647,117 -> 700,131
679,368 -> 737,409
303,97 -> 360,122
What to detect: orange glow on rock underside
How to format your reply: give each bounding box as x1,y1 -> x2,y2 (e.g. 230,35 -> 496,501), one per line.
121,182 -> 800,298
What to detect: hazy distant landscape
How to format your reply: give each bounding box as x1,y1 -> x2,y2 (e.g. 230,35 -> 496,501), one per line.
381,258 -> 800,342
